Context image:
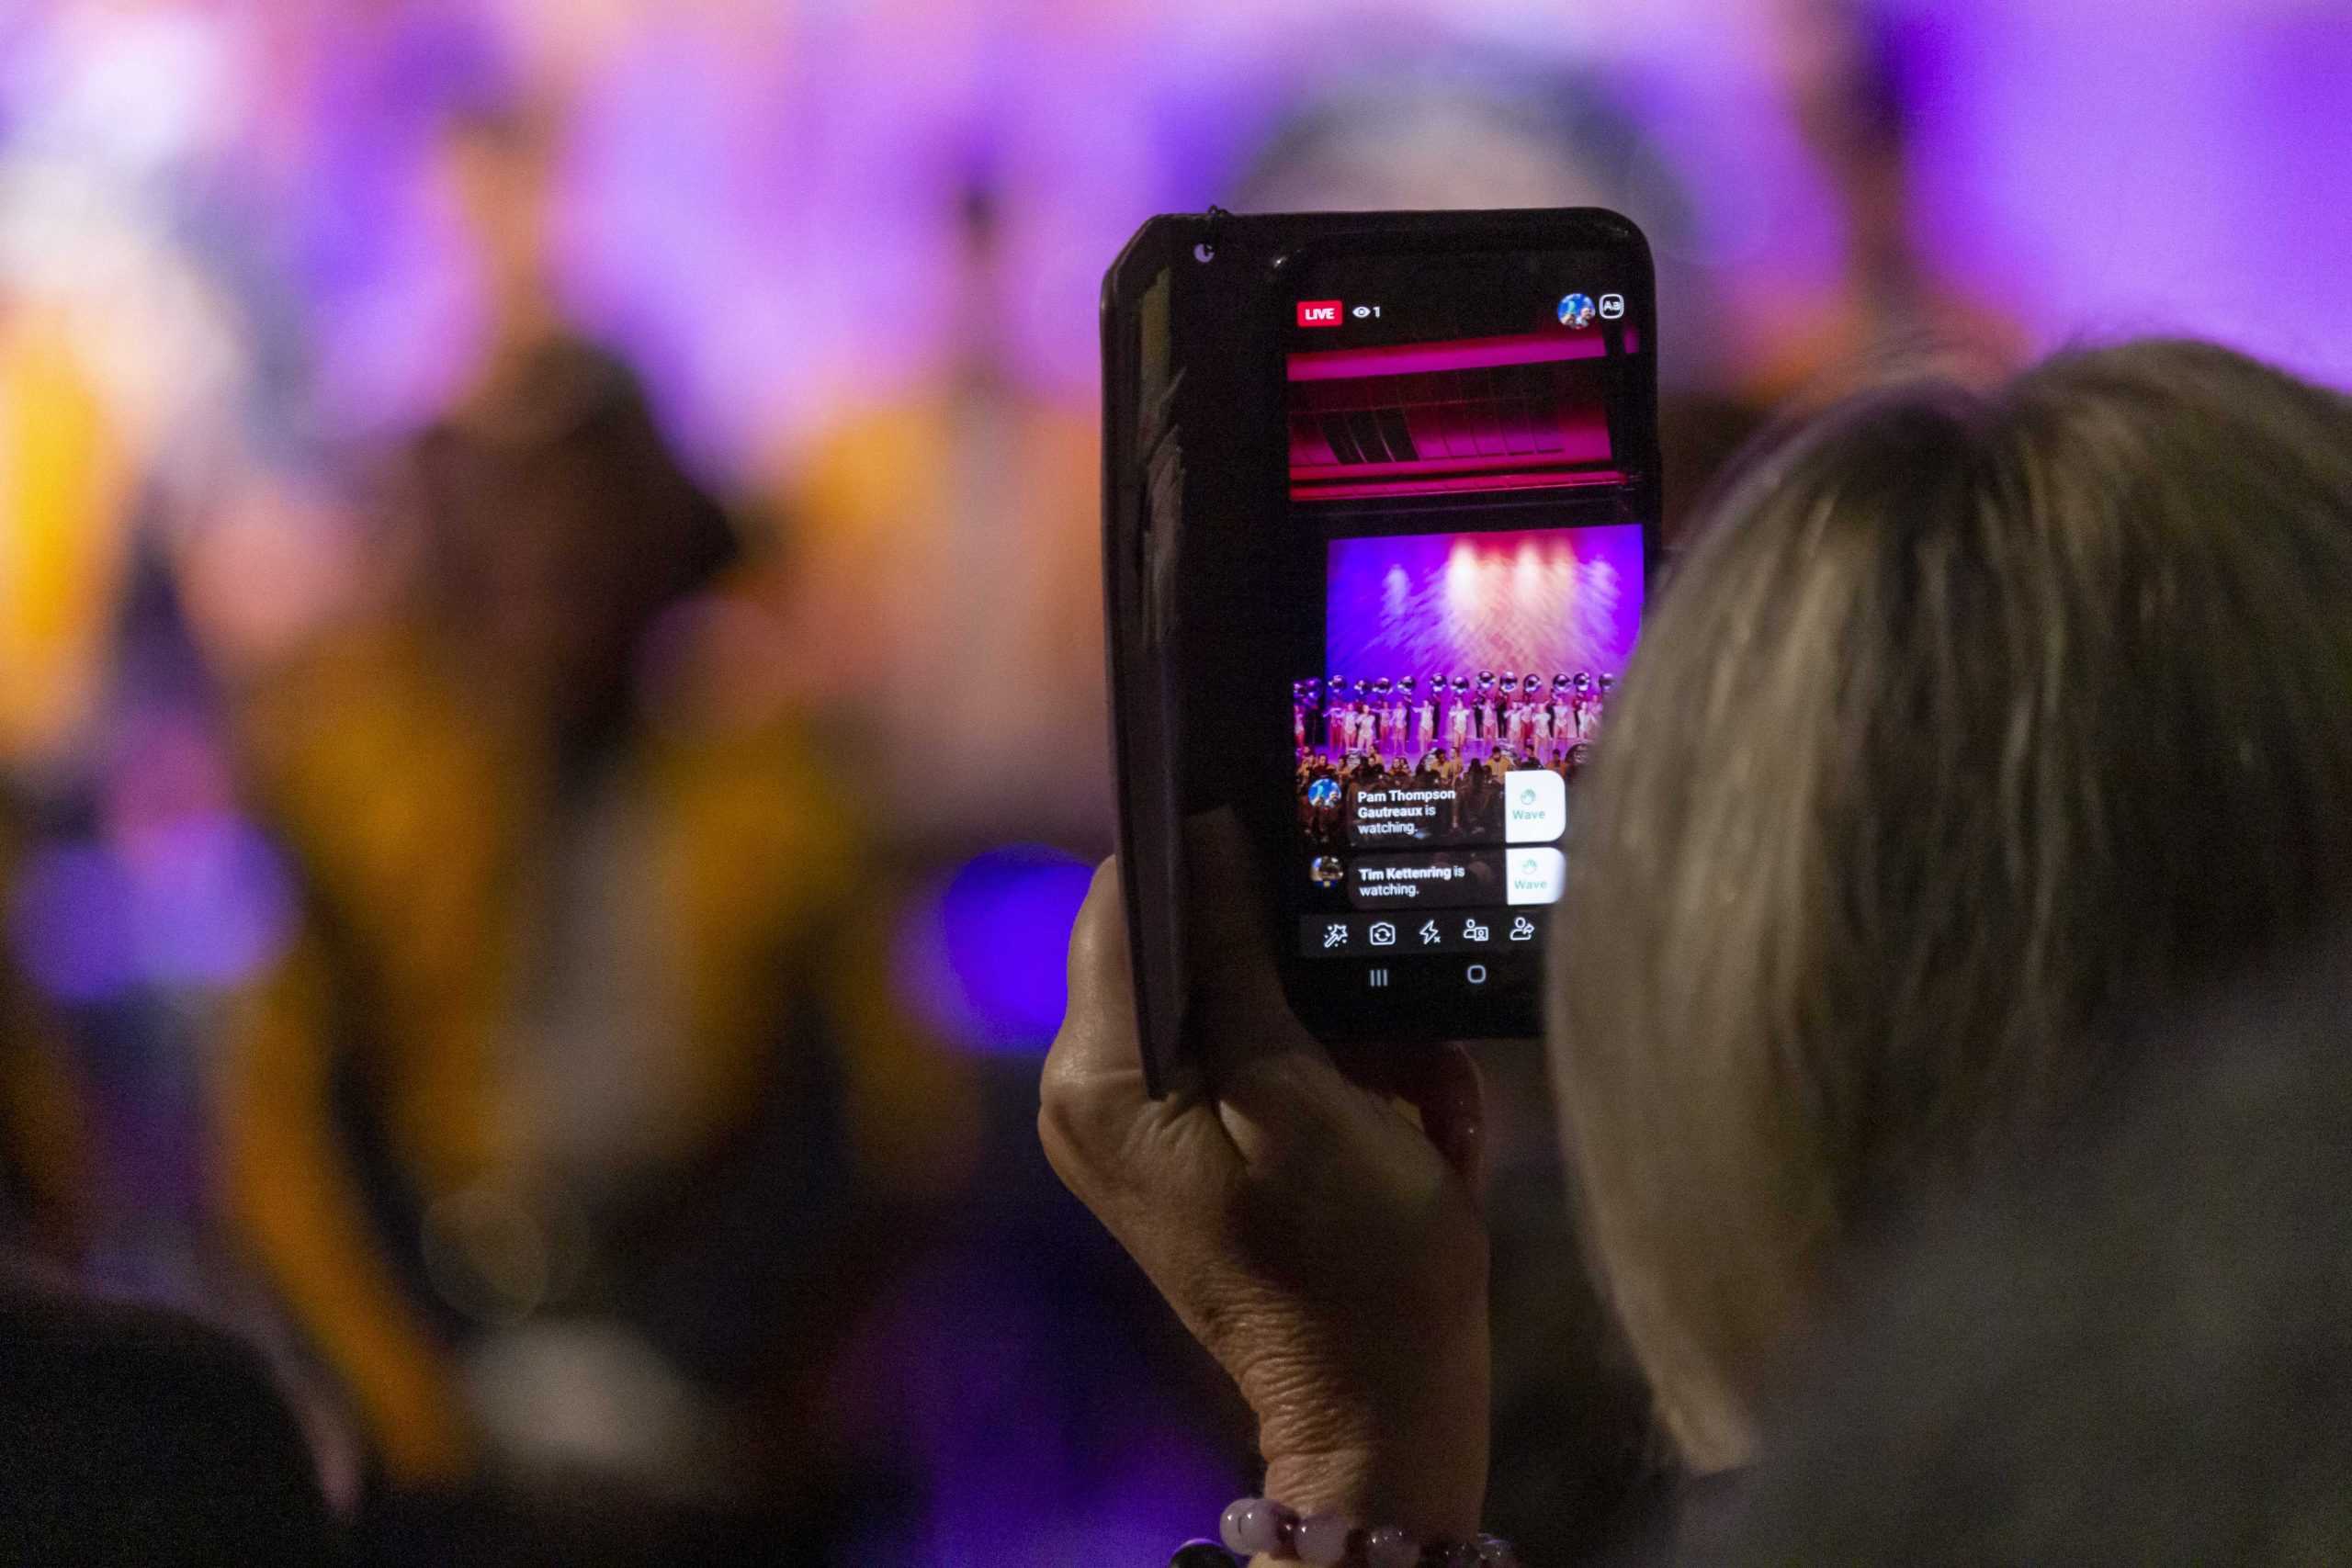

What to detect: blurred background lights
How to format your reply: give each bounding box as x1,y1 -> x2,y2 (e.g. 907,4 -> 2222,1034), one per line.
9,813 -> 295,1004
897,845 -> 1096,1056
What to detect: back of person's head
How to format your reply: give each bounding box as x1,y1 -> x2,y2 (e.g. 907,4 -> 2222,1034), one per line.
1711,930 -> 2352,1564
1551,339 -> 2352,1467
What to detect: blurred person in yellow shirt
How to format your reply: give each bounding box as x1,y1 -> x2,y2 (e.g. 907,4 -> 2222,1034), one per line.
219,107 -> 979,1540
769,183 -> 1108,849
0,299 -> 135,783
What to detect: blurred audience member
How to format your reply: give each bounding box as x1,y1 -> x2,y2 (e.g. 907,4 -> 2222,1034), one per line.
1715,931 -> 2352,1563
0,1275 -> 342,1565
220,107 -> 978,1538
1045,339 -> 2352,1563
1744,0 -> 2030,404
774,182 -> 1106,845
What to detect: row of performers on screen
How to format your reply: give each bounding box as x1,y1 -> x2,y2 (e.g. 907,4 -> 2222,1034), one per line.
1293,672 -> 1615,767
1295,745 -> 1589,847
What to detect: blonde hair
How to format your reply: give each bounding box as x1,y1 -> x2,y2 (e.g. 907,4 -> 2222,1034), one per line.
1552,341 -> 2352,1468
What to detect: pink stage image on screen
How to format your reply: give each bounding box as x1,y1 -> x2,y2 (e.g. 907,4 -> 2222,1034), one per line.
1326,525 -> 1644,679
1287,333 -> 1628,503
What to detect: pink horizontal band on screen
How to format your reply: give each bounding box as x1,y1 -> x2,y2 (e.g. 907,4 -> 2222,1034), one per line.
1287,329 -> 1641,382
1291,468 -> 1627,502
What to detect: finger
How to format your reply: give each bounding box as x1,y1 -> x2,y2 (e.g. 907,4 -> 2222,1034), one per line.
1049,857 -> 1141,1083
1040,861 -> 1154,1179
1388,1043 -> 1488,1210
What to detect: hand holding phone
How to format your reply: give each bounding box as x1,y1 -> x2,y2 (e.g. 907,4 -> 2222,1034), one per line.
1040,821 -> 1493,1543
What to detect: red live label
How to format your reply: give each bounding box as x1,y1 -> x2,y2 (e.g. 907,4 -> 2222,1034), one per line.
1296,300 -> 1344,328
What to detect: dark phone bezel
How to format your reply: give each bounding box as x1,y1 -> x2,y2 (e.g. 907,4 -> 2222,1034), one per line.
1103,209 -> 1660,1095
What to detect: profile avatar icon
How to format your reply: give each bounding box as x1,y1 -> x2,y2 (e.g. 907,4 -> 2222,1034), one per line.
1309,855 -> 1345,889
1558,293 -> 1597,329
1306,773 -> 1342,805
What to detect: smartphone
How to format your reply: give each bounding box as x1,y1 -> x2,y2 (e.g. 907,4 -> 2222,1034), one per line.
1103,209 -> 1659,1093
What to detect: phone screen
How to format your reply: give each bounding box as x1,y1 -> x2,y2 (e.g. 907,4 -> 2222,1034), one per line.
1275,246 -> 1656,1031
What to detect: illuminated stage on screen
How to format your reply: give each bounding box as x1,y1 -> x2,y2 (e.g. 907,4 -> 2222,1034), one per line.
1324,525 -> 1643,679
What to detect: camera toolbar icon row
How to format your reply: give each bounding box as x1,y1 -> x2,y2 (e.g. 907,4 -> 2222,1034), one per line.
1302,909 -> 1547,956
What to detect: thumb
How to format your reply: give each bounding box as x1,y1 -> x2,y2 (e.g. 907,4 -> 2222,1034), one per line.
1182,807 -> 1329,1081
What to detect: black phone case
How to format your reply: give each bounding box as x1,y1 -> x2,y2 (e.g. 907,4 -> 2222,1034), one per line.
1102,209 -> 1656,1096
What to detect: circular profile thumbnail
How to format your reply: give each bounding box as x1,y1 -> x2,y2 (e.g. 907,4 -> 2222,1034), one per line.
1557,292 -> 1597,329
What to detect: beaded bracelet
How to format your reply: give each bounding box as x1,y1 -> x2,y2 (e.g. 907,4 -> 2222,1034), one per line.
1166,1497 -> 1521,1567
